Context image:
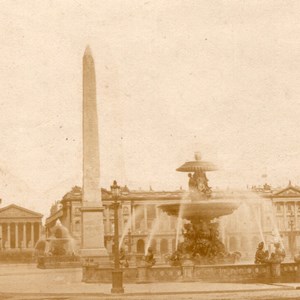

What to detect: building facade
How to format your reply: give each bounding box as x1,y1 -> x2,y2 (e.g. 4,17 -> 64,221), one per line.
267,182 -> 300,258
45,186 -> 182,260
45,183 -> 300,262
223,182 -> 300,261
0,204 -> 43,251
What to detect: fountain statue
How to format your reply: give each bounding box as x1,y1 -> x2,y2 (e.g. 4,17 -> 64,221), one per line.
269,242 -> 285,263
142,247 -> 156,267
254,242 -> 269,264
36,220 -> 80,269
160,152 -> 240,265
46,220 -> 76,256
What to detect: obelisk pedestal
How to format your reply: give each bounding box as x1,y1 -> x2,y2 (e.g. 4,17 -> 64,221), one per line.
80,46 -> 110,266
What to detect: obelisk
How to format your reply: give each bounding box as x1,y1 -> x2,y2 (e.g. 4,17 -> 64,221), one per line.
81,46 -> 109,264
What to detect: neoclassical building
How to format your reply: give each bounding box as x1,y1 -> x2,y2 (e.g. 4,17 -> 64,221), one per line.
266,182 -> 300,258
45,182 -> 300,261
0,204 -> 43,251
45,186 -> 181,259
223,182 -> 300,260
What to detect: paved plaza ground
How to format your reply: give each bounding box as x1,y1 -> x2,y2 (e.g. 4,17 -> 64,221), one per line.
0,264 -> 300,299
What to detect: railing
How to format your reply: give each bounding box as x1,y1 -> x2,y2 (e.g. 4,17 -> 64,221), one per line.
82,260 -> 300,284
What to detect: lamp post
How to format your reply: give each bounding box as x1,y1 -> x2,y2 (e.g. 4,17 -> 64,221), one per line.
110,180 -> 124,294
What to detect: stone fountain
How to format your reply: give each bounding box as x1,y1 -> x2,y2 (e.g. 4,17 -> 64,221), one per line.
84,152 -> 298,283
159,152 -> 240,265
36,220 -> 80,269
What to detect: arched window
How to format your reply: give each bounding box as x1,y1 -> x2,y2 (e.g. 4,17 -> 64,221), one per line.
160,239 -> 168,254
137,239 -> 145,254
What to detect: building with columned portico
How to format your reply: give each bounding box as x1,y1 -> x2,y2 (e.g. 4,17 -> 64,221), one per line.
0,204 -> 43,251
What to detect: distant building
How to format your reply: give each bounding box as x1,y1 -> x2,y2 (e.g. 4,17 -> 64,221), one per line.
45,186 -> 183,260
266,182 -> 300,258
225,181 -> 300,260
46,182 -> 300,262
0,204 -> 43,251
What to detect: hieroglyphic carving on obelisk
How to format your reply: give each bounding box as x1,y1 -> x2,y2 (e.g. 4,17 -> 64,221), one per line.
80,46 -> 109,263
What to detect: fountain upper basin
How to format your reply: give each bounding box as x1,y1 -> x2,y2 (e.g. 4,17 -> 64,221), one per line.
159,199 -> 240,221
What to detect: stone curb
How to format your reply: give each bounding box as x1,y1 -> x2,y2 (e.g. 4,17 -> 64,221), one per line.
0,286 -> 295,298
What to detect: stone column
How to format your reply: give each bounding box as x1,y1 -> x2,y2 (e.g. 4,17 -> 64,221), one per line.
156,207 -> 160,230
156,238 -> 161,254
168,216 -> 171,230
105,206 -> 110,233
168,239 -> 173,252
144,205 -> 147,231
15,223 -> 19,249
23,223 -> 27,248
7,224 -> 11,249
155,206 -> 159,218
0,223 -> 2,249
295,202 -> 298,230
31,223 -> 34,248
132,205 -> 136,231
283,203 -> 287,230
36,223 -> 42,241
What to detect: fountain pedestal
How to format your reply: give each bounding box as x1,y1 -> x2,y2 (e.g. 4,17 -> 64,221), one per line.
294,256 -> 300,281
181,259 -> 194,281
270,263 -> 281,282
137,260 -> 149,283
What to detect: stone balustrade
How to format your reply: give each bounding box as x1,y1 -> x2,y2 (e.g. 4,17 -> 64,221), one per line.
82,261 -> 300,284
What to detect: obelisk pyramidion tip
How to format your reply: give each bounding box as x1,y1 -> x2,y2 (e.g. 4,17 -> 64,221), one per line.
84,45 -> 92,56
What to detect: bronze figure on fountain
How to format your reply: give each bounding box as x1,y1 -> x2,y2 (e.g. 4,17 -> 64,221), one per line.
269,242 -> 285,263
254,242 -> 269,264
160,152 -> 240,266
188,171 -> 212,196
177,152 -> 216,199
172,221 -> 240,265
254,241 -> 285,264
143,247 -> 156,267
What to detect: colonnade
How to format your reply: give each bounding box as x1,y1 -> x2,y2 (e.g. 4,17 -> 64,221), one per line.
0,222 -> 42,249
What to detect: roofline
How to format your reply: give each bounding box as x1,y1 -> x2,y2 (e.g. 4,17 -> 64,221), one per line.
273,186 -> 300,196
0,204 -> 43,217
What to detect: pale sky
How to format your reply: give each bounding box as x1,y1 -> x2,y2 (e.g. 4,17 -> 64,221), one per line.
1,1 -> 300,216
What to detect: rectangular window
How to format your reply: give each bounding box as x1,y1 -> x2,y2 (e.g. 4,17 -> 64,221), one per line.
276,204 -> 283,213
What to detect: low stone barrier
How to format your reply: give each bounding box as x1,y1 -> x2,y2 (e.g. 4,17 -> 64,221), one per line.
82,261 -> 300,284
37,255 -> 81,269
83,264 -> 137,283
